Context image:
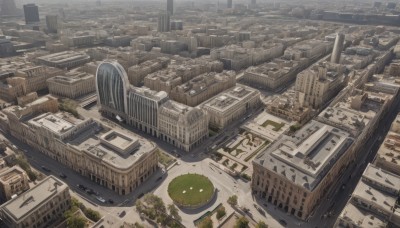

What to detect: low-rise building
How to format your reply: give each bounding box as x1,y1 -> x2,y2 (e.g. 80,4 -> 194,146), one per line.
47,71 -> 95,99
144,59 -> 223,94
0,176 -> 71,228
316,90 -> 393,160
243,59 -> 306,90
252,120 -> 354,220
127,57 -> 170,86
170,71 -> 236,107
4,110 -> 159,195
334,164 -> 400,228
0,166 -> 30,203
267,90 -> 312,124
37,51 -> 91,70
202,85 -> 260,130
374,114 -> 400,176
14,66 -> 63,93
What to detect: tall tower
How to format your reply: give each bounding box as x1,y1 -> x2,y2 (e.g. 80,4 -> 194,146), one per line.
0,0 -> 19,16
331,33 -> 345,64
167,0 -> 173,15
23,3 -> 39,24
158,11 -> 170,32
227,0 -> 233,8
46,15 -> 58,33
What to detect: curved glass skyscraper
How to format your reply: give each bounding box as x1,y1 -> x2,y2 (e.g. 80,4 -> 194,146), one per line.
96,62 -> 129,114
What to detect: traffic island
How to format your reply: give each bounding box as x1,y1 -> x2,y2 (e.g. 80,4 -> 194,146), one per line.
168,174 -> 215,209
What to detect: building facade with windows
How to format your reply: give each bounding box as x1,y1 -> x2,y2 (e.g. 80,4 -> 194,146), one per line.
0,176 -> 71,228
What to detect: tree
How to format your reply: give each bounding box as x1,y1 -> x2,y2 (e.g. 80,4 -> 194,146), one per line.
136,194 -> 169,225
168,204 -> 182,222
134,222 -> 145,228
216,206 -> 226,220
85,208 -> 101,222
67,215 -> 86,228
227,195 -> 238,207
234,216 -> 249,228
256,221 -> 268,228
198,216 -> 213,228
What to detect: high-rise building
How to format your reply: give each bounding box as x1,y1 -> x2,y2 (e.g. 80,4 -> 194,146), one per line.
158,11 -> 170,32
0,0 -> 19,16
45,15 -> 58,33
331,33 -> 345,64
167,0 -> 174,15
96,61 -> 130,116
96,61 -> 208,151
227,0 -> 233,8
23,4 -> 39,24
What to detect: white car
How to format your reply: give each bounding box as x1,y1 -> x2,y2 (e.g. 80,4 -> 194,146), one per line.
96,196 -> 106,203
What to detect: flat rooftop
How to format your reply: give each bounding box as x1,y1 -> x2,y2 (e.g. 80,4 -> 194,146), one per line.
0,176 -> 68,222
362,164 -> 400,193
66,121 -> 155,169
338,202 -> 386,228
353,179 -> 397,214
48,72 -> 93,85
38,51 -> 90,63
203,85 -> 258,112
254,120 -> 353,191
28,113 -> 81,136
317,93 -> 385,136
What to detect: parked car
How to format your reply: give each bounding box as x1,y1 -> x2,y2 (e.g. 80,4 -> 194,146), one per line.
59,173 -> 67,179
77,184 -> 86,191
86,189 -> 95,195
108,199 -> 114,204
279,220 -> 287,227
41,166 -> 51,172
96,196 -> 106,203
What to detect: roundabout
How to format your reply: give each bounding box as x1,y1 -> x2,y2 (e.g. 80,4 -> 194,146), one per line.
168,174 -> 215,209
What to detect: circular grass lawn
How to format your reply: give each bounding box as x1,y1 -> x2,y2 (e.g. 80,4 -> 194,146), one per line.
168,174 -> 214,207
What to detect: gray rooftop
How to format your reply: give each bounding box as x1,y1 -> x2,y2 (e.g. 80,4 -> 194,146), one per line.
0,176 -> 68,223
254,120 -> 353,191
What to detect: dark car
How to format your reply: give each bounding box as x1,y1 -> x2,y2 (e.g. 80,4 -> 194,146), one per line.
41,166 -> 51,172
77,184 -> 86,191
279,220 -> 287,227
108,199 -> 114,204
59,173 -> 67,179
119,211 -> 126,218
85,188 -> 95,195
156,176 -> 163,182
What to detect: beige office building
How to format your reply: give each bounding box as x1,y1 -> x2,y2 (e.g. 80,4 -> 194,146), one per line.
243,59 -> 305,90
47,71 -> 95,99
127,57 -> 170,86
0,166 -> 30,203
14,66 -> 63,93
252,120 -> 354,220
374,114 -> 400,176
170,71 -> 236,107
4,108 -> 158,195
335,164 -> 400,228
202,85 -> 261,130
295,62 -> 345,109
0,176 -> 71,228
158,100 -> 209,151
